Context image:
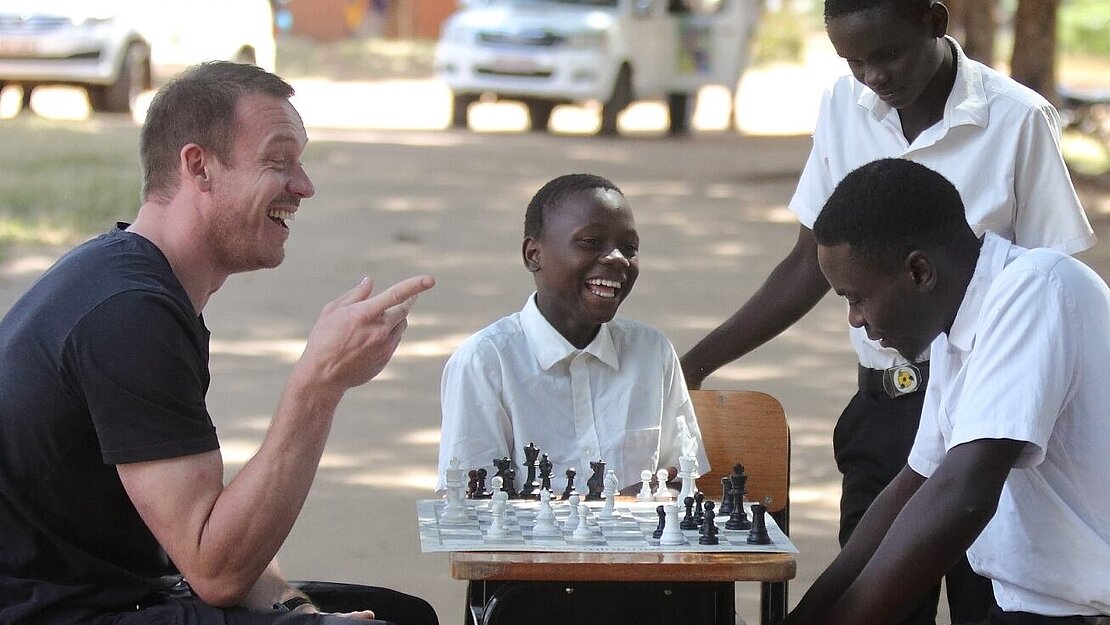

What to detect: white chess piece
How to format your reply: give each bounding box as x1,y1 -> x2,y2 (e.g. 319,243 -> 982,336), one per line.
654,468 -> 672,502
532,489 -> 560,537
442,457 -> 469,522
636,469 -> 653,501
660,503 -> 686,545
486,476 -> 510,538
599,470 -> 620,520
677,455 -> 696,504
564,494 -> 581,530
571,504 -> 593,539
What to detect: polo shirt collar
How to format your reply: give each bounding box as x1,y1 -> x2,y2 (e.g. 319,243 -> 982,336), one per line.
520,294 -> 620,371
947,232 -> 1012,353
859,36 -> 988,132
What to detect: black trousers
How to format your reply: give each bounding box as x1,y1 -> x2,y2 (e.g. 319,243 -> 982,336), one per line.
93,583 -> 437,625
834,388 -> 996,625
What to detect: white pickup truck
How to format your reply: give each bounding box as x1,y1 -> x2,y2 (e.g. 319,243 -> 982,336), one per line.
435,0 -> 760,135
0,0 -> 275,114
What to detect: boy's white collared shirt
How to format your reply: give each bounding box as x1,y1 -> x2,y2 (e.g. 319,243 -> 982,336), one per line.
790,36 -> 1095,369
437,294 -> 708,492
909,234 -> 1110,615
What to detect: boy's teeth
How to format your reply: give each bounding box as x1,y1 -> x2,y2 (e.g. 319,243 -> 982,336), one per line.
267,209 -> 295,221
587,278 -> 621,289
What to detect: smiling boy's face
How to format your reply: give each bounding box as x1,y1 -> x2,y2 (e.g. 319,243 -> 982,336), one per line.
524,187 -> 639,348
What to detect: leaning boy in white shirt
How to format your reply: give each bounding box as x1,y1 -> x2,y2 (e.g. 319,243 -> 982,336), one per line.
437,173 -> 708,492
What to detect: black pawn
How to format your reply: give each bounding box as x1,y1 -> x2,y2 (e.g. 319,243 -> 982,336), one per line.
680,496 -> 698,530
718,477 -> 734,515
560,468 -> 578,500
747,503 -> 771,545
699,501 -> 714,535
694,492 -> 705,526
652,505 -> 666,539
473,468 -> 492,499
699,503 -> 719,545
466,470 -> 479,499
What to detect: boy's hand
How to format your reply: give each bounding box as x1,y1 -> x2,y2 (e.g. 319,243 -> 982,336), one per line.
298,275 -> 436,396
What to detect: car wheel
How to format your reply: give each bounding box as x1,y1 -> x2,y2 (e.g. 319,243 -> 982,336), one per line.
667,91 -> 692,136
525,100 -> 555,132
451,93 -> 478,129
599,64 -> 632,137
88,42 -> 148,114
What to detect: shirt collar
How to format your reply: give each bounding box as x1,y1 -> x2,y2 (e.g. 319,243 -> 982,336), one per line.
519,294 -> 620,371
859,36 -> 988,131
947,232 -> 1012,353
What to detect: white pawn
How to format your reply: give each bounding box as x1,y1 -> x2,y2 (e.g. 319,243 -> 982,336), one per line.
532,489 -> 560,537
564,494 -> 581,531
654,468 -> 673,502
486,476 -> 509,538
599,470 -> 621,520
660,503 -> 686,545
572,504 -> 593,539
636,469 -> 654,501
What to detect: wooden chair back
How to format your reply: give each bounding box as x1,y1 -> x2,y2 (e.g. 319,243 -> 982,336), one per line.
690,389 -> 790,516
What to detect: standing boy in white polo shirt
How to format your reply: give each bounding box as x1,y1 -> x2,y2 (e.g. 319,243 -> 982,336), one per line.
787,158 -> 1110,625
680,1 -> 1095,622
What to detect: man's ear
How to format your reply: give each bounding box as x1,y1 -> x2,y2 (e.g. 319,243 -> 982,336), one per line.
928,1 -> 949,38
523,237 -> 541,273
181,143 -> 211,192
906,250 -> 937,293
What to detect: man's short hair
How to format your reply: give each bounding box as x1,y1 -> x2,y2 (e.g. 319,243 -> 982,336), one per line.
524,173 -> 623,239
824,0 -> 934,22
813,158 -> 971,267
139,61 -> 294,203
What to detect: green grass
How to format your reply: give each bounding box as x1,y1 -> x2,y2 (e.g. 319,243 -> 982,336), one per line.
0,118 -> 140,255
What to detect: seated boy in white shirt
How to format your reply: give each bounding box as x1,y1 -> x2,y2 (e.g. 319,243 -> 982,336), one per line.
437,173 -> 708,493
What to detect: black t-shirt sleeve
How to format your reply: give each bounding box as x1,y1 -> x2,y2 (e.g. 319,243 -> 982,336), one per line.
65,290 -> 219,465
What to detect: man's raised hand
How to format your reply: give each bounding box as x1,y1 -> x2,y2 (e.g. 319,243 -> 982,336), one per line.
298,275 -> 435,397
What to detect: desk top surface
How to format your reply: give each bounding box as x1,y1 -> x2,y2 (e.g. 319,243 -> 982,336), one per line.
450,550 -> 797,582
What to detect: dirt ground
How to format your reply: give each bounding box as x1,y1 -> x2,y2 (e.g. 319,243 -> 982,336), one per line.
2,80 -> 1109,624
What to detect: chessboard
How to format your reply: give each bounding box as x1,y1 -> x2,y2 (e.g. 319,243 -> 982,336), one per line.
417,498 -> 797,554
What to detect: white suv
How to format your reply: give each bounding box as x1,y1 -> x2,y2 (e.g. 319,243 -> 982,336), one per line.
435,0 -> 759,135
0,0 -> 276,114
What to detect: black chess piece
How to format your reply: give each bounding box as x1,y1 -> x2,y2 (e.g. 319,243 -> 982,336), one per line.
492,456 -> 519,498
473,468 -> 492,499
466,469 -> 479,499
699,501 -> 712,535
680,496 -> 698,530
652,505 -> 666,539
725,482 -> 750,530
585,459 -> 606,501
520,442 -> 540,499
694,492 -> 705,526
731,463 -> 749,501
560,468 -> 578,500
699,502 -> 719,545
747,503 -> 771,545
718,476 -> 734,515
538,453 -> 554,493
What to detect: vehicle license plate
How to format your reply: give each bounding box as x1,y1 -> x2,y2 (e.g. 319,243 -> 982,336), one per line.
0,38 -> 37,57
490,55 -> 538,74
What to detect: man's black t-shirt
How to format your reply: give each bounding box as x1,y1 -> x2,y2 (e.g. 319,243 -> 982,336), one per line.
0,225 -> 219,623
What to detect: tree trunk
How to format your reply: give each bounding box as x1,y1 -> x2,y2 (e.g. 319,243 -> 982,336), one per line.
1010,0 -> 1059,106
944,0 -> 997,66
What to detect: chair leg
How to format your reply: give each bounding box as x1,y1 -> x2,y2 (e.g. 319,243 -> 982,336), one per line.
761,581 -> 788,625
